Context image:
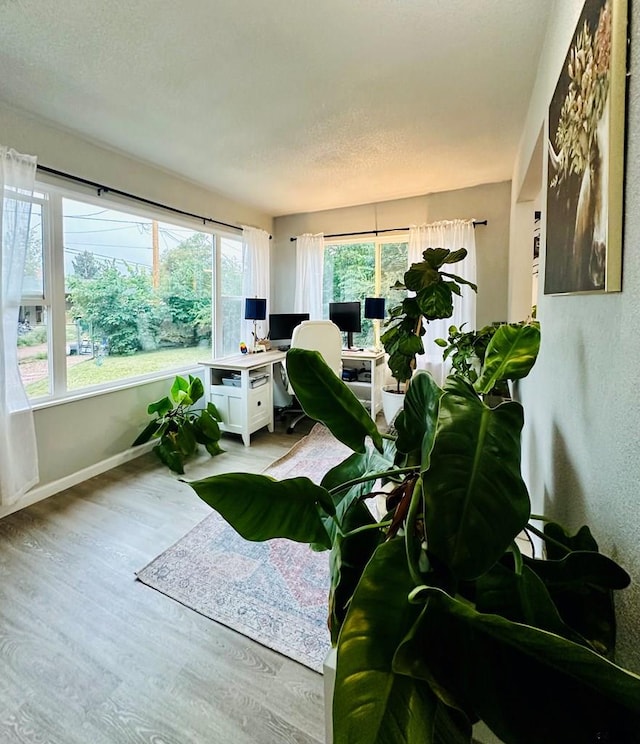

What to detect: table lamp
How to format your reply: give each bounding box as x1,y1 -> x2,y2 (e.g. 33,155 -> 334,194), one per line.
365,297 -> 386,351
244,297 -> 267,352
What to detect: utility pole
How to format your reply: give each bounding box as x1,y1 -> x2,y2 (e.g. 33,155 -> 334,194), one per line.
152,220 -> 159,288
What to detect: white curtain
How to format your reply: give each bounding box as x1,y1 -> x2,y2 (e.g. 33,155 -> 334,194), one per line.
409,220 -> 477,385
294,233 -> 324,319
0,146 -> 39,505
241,225 -> 270,345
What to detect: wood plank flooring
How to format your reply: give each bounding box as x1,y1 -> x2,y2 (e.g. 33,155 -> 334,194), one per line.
0,420 -> 325,744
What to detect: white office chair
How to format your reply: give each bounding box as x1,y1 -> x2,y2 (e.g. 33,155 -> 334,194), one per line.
283,320 -> 343,432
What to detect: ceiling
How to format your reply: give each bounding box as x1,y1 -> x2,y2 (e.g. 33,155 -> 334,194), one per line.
0,0 -> 553,217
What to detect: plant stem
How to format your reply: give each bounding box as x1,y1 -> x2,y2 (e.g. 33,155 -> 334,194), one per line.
405,476 -> 424,586
529,513 -> 553,522
342,520 -> 393,539
510,541 -> 523,575
327,466 -> 419,496
526,523 -> 572,555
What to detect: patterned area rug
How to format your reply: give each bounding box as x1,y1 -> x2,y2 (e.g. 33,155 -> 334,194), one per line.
136,425 -> 351,671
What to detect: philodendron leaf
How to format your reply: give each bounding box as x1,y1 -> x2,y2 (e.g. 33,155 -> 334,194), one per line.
333,539 -> 437,744
523,550 -> 630,657
187,374 -> 204,404
395,371 -> 443,467
475,561 -> 589,647
422,377 -> 530,580
147,396 -> 172,417
329,499 -> 380,643
286,348 -> 383,453
475,322 -> 541,394
396,587 -> 640,744
188,473 -> 333,548
132,419 -> 161,446
170,375 -> 190,403
543,520 -> 598,558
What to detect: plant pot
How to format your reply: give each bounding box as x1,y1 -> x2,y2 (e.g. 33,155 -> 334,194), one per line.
323,646 -> 337,744
381,386 -> 405,427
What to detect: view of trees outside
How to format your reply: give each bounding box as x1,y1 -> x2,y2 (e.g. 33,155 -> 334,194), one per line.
323,240 -> 408,347
18,196 -> 216,396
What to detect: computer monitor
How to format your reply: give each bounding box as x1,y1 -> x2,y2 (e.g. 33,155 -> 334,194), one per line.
329,301 -> 361,349
268,313 -> 309,348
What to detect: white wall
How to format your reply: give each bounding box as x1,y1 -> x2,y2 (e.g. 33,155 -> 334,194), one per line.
0,103 -> 273,507
511,0 -> 640,671
273,180 -> 513,328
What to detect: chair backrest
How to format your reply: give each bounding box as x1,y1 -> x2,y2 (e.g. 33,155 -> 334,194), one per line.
290,320 -> 342,377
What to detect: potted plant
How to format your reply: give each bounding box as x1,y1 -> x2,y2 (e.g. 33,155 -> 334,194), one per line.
185,324 -> 640,743
380,247 -> 476,425
435,319 -> 539,404
132,373 -> 224,473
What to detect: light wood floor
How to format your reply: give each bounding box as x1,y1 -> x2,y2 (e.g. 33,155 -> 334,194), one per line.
0,419 -> 325,744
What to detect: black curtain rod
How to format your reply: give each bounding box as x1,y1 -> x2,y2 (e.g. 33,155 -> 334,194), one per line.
37,164 -> 263,236
288,220 -> 487,242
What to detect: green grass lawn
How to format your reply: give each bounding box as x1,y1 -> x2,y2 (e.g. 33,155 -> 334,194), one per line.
26,346 -> 209,397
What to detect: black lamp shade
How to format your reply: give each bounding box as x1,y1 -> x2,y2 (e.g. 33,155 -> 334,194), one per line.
245,298 -> 267,321
364,297 -> 386,320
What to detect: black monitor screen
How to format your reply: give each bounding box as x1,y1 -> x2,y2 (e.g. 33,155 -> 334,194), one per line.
268,313 -> 309,341
329,302 -> 361,333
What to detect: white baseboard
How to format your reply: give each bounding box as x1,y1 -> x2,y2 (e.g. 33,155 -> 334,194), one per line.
0,442 -> 155,520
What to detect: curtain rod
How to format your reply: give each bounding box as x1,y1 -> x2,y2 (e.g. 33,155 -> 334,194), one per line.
288,220 -> 487,242
37,164 -> 270,237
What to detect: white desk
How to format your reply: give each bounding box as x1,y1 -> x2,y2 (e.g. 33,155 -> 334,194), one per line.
201,350 -> 285,446
201,347 -> 385,446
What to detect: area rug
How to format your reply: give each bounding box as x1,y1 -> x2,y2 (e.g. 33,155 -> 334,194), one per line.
136,424 -> 351,671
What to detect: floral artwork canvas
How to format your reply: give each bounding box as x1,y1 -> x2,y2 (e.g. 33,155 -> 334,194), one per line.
545,0 -> 627,295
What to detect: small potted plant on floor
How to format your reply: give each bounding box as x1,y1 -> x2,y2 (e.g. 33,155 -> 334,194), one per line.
132,373 -> 224,473
380,246 -> 476,425
184,323 -> 640,743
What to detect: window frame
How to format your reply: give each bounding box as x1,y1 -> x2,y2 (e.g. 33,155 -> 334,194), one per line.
24,177 -> 236,406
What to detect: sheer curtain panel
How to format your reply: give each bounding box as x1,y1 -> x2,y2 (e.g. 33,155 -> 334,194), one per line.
294,233 -> 324,319
241,226 -> 270,344
409,220 -> 477,385
0,146 -> 39,505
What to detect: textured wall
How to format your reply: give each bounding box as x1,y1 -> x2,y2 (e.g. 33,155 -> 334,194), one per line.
513,0 -> 640,671
272,180 -> 512,328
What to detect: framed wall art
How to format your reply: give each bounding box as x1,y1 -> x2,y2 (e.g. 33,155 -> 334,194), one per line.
545,0 -> 628,295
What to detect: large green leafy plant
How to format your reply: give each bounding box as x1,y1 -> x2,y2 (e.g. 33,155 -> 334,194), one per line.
186,324 -> 640,743
381,247 -> 477,390
132,374 -> 223,473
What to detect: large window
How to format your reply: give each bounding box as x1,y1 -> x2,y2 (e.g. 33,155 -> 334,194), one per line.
18,185 -> 225,400
219,236 -> 244,357
323,238 -> 408,347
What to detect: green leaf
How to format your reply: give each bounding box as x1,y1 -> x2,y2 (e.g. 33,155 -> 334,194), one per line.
206,401 -> 223,421
147,396 -> 172,417
329,499 -> 381,643
171,421 -> 197,456
187,375 -> 204,404
523,550 -> 630,657
395,371 -> 443,466
132,419 -> 161,446
475,323 -> 541,395
475,561 -> 589,647
543,521 -> 598,558
442,248 -> 468,265
417,282 -> 454,320
286,348 -> 383,454
422,377 -> 530,580
204,439 -> 224,457
153,442 -> 184,474
170,375 -> 189,402
198,409 -> 221,441
188,473 -> 333,548
396,588 -> 640,744
333,539 -> 433,744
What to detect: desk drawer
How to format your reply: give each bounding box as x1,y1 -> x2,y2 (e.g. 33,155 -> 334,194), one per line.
248,385 -> 271,428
